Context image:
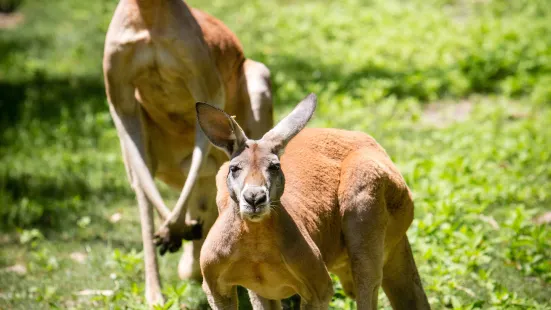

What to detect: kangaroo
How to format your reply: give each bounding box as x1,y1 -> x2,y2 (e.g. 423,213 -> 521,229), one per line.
197,94 -> 430,309
103,0 -> 272,305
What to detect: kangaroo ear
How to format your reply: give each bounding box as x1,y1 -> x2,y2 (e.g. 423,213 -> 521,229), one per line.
262,93 -> 317,153
196,102 -> 248,157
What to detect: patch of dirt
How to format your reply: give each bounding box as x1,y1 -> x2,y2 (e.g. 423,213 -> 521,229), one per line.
421,100 -> 473,128
0,234 -> 16,245
1,264 -> 27,275
533,212 -> 551,225
109,212 -> 123,224
75,289 -> 113,297
70,252 -> 88,264
479,215 -> 500,230
0,12 -> 24,29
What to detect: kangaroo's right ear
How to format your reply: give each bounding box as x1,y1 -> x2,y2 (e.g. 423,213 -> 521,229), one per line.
262,93 -> 317,153
196,102 -> 248,158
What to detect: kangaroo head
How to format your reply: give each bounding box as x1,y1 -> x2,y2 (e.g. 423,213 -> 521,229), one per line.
196,93 -> 317,222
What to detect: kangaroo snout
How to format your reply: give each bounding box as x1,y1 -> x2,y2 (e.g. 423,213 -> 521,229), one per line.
239,185 -> 270,222
243,186 -> 268,207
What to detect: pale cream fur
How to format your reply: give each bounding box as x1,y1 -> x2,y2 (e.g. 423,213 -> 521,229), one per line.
103,0 -> 273,306
198,94 -> 430,309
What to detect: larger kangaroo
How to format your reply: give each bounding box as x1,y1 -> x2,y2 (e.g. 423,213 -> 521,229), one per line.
103,0 -> 272,305
197,94 -> 430,309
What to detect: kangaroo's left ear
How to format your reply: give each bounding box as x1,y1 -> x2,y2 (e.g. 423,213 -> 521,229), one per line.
196,102 -> 248,158
261,93 -> 317,153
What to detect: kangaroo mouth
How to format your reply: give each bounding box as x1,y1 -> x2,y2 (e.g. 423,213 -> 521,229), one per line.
240,203 -> 270,222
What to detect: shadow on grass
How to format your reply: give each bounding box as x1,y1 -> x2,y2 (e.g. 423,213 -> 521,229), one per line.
0,0 -> 23,13
269,51 -> 523,107
0,74 -> 106,138
0,170 -> 133,231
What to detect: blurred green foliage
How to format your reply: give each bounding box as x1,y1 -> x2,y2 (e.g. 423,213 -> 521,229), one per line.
0,0 -> 550,309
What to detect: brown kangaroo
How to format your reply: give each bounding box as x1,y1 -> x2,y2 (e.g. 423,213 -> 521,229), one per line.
197,94 -> 430,309
103,0 -> 273,305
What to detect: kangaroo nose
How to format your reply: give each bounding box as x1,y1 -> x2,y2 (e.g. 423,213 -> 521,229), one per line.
243,187 -> 267,207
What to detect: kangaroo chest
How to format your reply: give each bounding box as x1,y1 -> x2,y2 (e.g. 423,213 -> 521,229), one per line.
224,256 -> 297,300
217,227 -> 303,300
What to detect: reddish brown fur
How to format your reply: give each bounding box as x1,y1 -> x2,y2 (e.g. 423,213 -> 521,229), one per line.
213,128 -> 411,271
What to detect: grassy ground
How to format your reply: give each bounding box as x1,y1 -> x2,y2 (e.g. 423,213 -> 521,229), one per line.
1,0 -> 550,309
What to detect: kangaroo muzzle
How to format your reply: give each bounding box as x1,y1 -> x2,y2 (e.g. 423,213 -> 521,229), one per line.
240,185 -> 270,222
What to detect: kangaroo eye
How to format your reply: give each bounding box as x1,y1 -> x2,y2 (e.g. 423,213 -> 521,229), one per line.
229,165 -> 242,178
268,163 -> 281,172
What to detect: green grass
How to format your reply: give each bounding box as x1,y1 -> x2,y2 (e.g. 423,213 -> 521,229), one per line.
1,0 -> 550,309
